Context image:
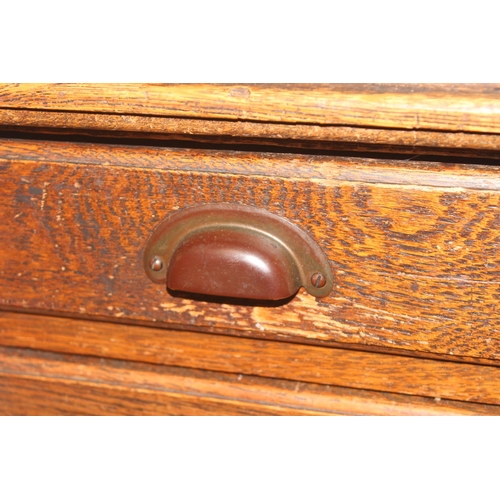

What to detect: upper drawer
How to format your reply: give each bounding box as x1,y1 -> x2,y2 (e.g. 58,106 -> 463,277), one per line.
1,138 -> 500,361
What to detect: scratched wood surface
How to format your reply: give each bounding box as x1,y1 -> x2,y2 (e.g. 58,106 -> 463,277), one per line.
2,139 -> 500,360
0,346 -> 497,415
2,311 -> 500,404
3,109 -> 500,159
1,84 -> 500,133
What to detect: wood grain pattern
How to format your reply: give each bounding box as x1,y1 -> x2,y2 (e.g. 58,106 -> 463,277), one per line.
3,109 -> 500,158
2,139 -> 500,360
2,311 -> 500,404
0,346 -> 497,415
1,84 -> 500,133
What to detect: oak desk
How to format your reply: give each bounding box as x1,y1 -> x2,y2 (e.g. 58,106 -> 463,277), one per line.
1,84 -> 499,415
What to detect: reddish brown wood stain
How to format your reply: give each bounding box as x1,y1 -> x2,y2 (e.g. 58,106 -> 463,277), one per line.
0,346 -> 497,416
1,139 -> 500,360
1,311 -> 500,405
2,84 -> 500,415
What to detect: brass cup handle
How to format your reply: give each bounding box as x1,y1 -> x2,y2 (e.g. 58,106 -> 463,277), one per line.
144,204 -> 333,301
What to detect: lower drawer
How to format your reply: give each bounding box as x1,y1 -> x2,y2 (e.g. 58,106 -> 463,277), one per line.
1,139 -> 500,361
1,312 -> 499,415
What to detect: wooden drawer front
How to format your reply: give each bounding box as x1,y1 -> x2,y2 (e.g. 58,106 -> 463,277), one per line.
1,139 -> 500,361
4,344 -> 497,416
2,311 -> 500,411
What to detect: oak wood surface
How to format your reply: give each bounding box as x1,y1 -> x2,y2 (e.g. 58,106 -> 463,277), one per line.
3,109 -> 500,158
2,139 -> 500,360
0,346 -> 497,415
3,84 -> 500,416
1,84 -> 500,133
1,311 -> 500,404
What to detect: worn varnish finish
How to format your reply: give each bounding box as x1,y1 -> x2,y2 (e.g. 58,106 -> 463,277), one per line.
2,140 -> 500,360
2,311 -> 500,404
0,346 -> 497,416
1,84 -> 500,133
2,82 -> 500,415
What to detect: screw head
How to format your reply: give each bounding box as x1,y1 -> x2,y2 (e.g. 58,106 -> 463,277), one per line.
311,272 -> 326,288
149,256 -> 163,272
